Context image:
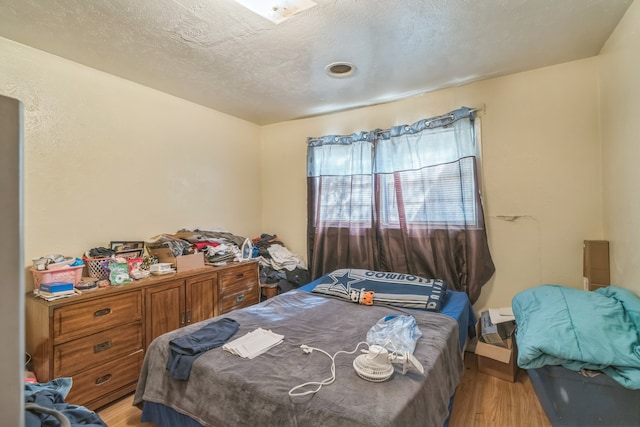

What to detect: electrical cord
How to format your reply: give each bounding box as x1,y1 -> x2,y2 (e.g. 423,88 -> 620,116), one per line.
288,341 -> 372,397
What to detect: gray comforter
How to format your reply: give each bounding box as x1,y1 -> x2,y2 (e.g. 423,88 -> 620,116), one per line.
133,290 -> 463,427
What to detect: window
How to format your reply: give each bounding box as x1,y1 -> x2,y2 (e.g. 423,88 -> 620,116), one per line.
317,175 -> 373,225
379,157 -> 478,227
310,114 -> 481,228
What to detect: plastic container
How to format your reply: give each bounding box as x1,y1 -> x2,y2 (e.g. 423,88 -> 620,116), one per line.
31,265 -> 83,289
527,365 -> 640,426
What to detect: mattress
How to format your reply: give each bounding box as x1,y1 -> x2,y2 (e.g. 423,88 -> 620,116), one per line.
138,274 -> 476,427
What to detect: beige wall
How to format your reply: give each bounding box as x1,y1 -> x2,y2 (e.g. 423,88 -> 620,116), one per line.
262,58 -> 604,312
0,37 -> 263,291
600,0 -> 640,295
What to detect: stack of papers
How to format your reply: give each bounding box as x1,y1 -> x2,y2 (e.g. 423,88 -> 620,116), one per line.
34,289 -> 81,301
223,328 -> 284,359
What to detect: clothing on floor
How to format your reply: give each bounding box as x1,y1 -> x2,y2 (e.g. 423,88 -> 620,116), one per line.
25,378 -> 107,427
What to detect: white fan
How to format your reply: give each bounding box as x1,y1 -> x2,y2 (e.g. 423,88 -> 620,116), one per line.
353,344 -> 425,382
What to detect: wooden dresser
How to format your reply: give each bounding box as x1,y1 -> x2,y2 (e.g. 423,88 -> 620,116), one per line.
25,261 -> 259,410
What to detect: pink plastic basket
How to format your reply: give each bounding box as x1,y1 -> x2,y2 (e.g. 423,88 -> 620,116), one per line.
31,265 -> 83,289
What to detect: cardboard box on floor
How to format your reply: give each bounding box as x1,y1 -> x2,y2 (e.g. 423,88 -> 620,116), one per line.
147,247 -> 205,272
475,320 -> 519,382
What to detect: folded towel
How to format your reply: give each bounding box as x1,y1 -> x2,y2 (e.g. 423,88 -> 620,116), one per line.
223,328 -> 284,359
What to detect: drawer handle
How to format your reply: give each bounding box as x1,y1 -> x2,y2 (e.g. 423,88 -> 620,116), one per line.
236,295 -> 245,303
235,274 -> 244,280
93,340 -> 112,353
94,308 -> 112,318
95,374 -> 112,385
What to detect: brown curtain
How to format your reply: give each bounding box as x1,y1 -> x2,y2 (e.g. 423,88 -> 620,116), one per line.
306,108 -> 495,303
307,176 -> 380,279
375,159 -> 494,303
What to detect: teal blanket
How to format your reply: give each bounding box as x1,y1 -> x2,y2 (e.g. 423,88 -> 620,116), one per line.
512,285 -> 640,389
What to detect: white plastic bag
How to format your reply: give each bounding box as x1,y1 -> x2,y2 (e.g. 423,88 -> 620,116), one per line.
366,314 -> 423,354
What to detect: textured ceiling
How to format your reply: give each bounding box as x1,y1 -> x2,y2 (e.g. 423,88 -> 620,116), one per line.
0,0 -> 633,125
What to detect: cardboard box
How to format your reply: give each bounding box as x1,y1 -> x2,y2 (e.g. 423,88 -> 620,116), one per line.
176,253 -> 205,272
475,321 -> 519,382
583,240 -> 610,291
480,310 -> 504,346
479,310 -> 515,347
147,247 -> 205,272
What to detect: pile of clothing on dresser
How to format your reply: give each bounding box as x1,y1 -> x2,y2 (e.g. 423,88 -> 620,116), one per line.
147,228 -> 310,292
252,233 -> 310,293
147,228 -> 248,264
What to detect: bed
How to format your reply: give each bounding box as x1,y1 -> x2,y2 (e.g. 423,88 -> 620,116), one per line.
512,284 -> 640,426
133,269 -> 476,427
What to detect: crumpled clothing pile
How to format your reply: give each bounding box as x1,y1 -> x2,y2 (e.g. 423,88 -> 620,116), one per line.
148,228 -> 248,264
252,233 -> 310,293
258,245 -> 306,272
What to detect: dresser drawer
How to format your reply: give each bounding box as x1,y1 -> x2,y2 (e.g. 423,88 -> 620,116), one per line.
219,264 -> 258,294
65,349 -> 143,408
219,287 -> 259,314
53,291 -> 143,344
54,322 -> 143,376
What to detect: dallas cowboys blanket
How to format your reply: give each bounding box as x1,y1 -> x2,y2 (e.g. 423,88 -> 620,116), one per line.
311,269 -> 447,312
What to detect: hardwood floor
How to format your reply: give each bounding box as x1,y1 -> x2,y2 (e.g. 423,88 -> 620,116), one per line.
97,352 -> 551,427
95,396 -> 154,427
448,353 -> 551,427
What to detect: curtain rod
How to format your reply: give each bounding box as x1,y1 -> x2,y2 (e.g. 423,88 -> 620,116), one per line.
307,104 -> 486,145
375,104 -> 487,134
